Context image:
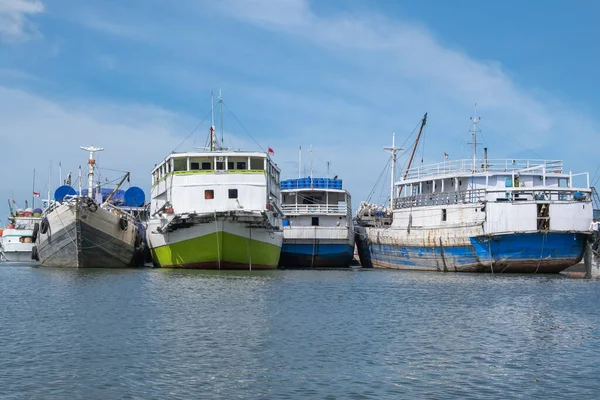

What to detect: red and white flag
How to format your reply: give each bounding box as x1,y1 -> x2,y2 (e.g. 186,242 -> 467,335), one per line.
33,191 -> 40,197
444,152 -> 449,159
268,147 -> 274,155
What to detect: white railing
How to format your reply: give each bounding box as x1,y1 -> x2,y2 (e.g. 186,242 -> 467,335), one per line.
393,187 -> 591,209
394,189 -> 487,209
402,159 -> 564,181
281,203 -> 351,215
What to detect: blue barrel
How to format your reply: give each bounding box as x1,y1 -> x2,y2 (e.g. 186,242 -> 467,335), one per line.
291,179 -> 298,189
281,181 -> 288,190
283,219 -> 290,227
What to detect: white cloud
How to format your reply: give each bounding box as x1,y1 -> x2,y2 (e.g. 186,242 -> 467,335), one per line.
0,85 -> 194,217
0,0 -> 44,43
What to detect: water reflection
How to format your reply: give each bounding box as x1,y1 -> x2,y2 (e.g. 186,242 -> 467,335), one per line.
0,267 -> 599,399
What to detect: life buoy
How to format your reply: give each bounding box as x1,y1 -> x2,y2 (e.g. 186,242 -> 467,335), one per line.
40,218 -> 49,234
32,222 -> 39,242
119,217 -> 128,231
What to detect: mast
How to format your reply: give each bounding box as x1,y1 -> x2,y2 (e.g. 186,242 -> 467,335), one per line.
399,113 -> 428,196
80,146 -> 104,199
309,144 -> 313,187
219,89 -> 224,147
210,91 -> 215,152
298,146 -> 302,179
469,103 -> 480,172
384,133 -> 403,209
32,169 -> 36,209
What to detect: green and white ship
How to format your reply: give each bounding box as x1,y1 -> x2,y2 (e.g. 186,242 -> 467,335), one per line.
147,105 -> 283,269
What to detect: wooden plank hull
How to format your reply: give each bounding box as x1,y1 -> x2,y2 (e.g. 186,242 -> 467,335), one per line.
37,201 -> 137,268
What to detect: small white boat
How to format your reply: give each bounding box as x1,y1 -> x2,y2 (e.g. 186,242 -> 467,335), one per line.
1,211 -> 41,263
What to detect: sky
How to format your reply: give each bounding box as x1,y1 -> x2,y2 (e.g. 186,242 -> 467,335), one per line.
1,0 -> 600,218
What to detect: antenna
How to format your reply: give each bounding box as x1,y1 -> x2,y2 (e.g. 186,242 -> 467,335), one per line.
309,145 -> 314,186
219,89 -> 224,146
80,146 -> 104,199
384,133 -> 404,209
298,146 -> 302,179
469,103 -> 481,172
210,91 -> 216,152
326,161 -> 331,175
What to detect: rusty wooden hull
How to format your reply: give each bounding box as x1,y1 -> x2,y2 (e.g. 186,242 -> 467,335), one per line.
357,230 -> 587,273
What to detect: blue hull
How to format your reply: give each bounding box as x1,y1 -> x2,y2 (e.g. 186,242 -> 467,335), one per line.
360,231 -> 587,273
279,243 -> 354,268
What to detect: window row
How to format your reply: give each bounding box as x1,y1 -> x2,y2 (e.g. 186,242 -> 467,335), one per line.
204,189 -> 238,200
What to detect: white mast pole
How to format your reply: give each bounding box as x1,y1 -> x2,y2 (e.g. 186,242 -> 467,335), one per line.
298,146 -> 302,179
309,144 -> 313,188
390,133 -> 395,209
470,103 -> 480,172
383,132 -> 403,210
80,146 -> 104,199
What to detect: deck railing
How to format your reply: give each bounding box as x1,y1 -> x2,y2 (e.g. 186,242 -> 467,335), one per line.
402,159 -> 564,181
393,187 -> 591,209
281,203 -> 351,215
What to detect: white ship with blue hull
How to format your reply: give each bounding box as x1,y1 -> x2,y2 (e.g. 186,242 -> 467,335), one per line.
279,177 -> 354,268
356,113 -> 592,273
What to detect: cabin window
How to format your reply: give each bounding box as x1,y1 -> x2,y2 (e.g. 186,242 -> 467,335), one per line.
216,161 -> 225,170
236,161 -> 246,170
228,189 -> 238,199
442,209 -> 447,222
228,162 -> 234,170
250,158 -> 263,170
201,162 -> 212,170
173,159 -> 187,172
205,190 -> 214,200
312,217 -> 319,226
191,162 -> 200,170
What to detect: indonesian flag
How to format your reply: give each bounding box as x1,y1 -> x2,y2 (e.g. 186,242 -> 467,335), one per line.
444,152 -> 449,159
33,191 -> 40,197
268,147 -> 274,155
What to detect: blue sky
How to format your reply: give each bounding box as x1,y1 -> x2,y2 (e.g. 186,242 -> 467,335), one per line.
1,0 -> 599,217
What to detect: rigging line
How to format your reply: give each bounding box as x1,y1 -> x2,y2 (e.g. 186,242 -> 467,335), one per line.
477,122 -> 545,159
591,162 -> 600,186
366,157 -> 391,203
171,108 -> 214,154
222,101 -> 266,153
378,164 -> 390,206
95,166 -> 130,174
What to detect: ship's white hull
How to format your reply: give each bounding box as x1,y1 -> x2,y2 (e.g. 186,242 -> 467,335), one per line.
37,199 -> 139,268
1,224 -> 38,263
1,250 -> 33,263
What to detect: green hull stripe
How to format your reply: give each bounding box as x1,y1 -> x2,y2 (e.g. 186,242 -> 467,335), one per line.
151,231 -> 281,267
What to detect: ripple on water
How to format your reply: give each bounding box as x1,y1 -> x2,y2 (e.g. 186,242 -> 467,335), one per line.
0,267 -> 599,399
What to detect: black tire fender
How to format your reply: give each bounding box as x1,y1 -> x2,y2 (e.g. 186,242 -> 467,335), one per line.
40,218 -> 49,235
119,217 -> 128,231
88,201 -> 98,212
31,246 -> 39,261
32,222 -> 39,242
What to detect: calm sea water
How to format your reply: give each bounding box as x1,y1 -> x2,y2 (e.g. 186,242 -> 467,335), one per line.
1,264 -> 600,399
